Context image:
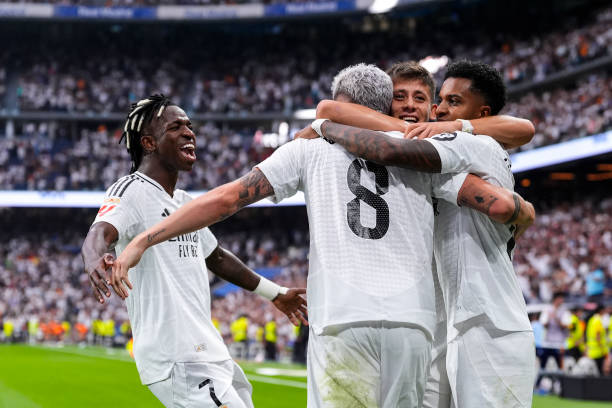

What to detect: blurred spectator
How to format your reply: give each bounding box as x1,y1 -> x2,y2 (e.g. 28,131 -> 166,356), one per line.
586,266 -> 606,302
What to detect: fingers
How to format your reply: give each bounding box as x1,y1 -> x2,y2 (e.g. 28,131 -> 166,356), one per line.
89,268 -> 111,302
296,310 -> 309,326
110,261 -> 133,300
89,276 -> 106,304
288,313 -> 300,326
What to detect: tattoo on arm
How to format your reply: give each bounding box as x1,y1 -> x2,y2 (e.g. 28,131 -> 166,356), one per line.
505,193 -> 521,224
459,193 -> 499,217
322,122 -> 442,172
235,169 -> 275,210
147,228 -> 166,243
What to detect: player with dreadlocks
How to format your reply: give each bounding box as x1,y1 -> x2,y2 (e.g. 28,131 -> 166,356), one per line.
81,94 -> 307,408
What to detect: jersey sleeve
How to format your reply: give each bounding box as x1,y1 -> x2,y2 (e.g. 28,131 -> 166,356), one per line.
199,228 -> 218,258
423,131 -> 499,174
255,139 -> 306,203
431,172 -> 468,206
92,186 -> 141,243
180,190 -> 219,258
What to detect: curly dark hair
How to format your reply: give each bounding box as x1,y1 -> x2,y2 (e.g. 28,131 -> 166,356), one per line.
444,60 -> 506,115
119,94 -> 174,173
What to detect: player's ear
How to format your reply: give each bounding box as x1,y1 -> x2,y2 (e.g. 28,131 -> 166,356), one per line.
479,105 -> 491,118
140,134 -> 157,154
430,103 -> 438,121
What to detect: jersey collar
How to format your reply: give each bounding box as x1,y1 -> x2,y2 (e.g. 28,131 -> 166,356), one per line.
134,171 -> 167,194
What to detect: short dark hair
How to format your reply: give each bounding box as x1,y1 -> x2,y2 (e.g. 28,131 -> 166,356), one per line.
119,94 -> 174,173
386,61 -> 435,103
444,60 -> 506,115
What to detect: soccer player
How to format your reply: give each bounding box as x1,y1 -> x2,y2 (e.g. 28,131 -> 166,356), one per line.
306,60 -> 536,407
81,95 -> 307,408
111,66 -> 533,407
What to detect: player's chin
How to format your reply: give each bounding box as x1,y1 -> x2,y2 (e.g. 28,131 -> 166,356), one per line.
177,152 -> 197,169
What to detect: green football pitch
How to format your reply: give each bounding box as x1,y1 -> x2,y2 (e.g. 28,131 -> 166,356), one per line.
0,344 -> 608,408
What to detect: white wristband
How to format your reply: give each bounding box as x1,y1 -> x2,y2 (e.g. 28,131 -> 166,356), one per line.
456,119 -> 474,134
254,276 -> 288,300
311,119 -> 329,137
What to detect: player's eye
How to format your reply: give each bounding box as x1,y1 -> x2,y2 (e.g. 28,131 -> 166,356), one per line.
393,94 -> 404,100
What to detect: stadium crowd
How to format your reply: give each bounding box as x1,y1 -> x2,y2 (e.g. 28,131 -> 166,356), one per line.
1,69 -> 610,191
514,198 -> 612,304
7,5 -> 610,115
0,208 -> 309,355
1,198 -> 611,364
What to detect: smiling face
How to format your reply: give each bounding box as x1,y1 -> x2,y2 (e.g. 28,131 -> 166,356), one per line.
434,77 -> 491,121
142,105 -> 197,172
389,78 -> 434,123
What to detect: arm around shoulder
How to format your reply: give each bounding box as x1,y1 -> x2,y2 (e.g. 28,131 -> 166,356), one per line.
457,174 -> 535,226
471,115 -> 535,149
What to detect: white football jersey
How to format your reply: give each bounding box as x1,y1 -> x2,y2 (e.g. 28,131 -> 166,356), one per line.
257,136 -> 464,337
424,132 -> 532,333
92,171 -> 230,385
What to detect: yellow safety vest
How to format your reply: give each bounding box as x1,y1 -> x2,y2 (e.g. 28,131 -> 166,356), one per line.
28,320 -> 38,336
586,314 -> 609,359
212,318 -> 220,333
120,321 -> 130,335
566,314 -> 584,351
265,321 -> 277,343
61,321 -> 71,335
3,320 -> 14,337
231,317 -> 248,342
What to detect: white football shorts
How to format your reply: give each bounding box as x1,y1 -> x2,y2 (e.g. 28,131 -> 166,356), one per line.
307,321 -> 431,408
424,316 -> 536,408
148,359 -> 253,408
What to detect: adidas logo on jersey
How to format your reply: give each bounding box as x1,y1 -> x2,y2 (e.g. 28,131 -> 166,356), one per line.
161,208 -> 170,217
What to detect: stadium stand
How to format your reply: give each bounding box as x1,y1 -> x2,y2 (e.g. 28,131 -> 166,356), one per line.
2,4 -> 609,114
1,69 -> 610,191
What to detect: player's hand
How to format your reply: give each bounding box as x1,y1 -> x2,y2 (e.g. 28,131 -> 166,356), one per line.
294,126 -> 319,140
110,241 -> 145,299
85,253 -> 115,304
272,288 -> 308,326
403,121 -> 461,140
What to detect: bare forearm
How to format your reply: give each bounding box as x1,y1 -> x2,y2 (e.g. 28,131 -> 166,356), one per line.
81,223 -> 116,264
321,121 -> 442,172
457,175 -> 535,225
136,169 -> 274,250
317,100 -> 406,132
470,115 -> 534,149
206,246 -> 260,291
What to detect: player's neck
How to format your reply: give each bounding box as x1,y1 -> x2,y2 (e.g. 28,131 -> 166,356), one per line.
137,161 -> 178,197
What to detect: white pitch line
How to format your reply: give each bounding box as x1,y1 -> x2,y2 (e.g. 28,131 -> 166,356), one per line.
246,374 -> 307,389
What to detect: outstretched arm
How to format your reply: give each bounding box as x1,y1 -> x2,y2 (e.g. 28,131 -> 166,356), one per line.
320,121 -> 443,172
109,168 -> 275,297
206,245 -> 308,326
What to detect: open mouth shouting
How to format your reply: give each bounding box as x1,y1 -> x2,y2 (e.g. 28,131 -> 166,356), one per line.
179,143 -> 197,163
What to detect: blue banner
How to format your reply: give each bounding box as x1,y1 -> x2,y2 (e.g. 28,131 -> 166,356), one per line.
53,6 -> 156,19
265,0 -> 356,17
